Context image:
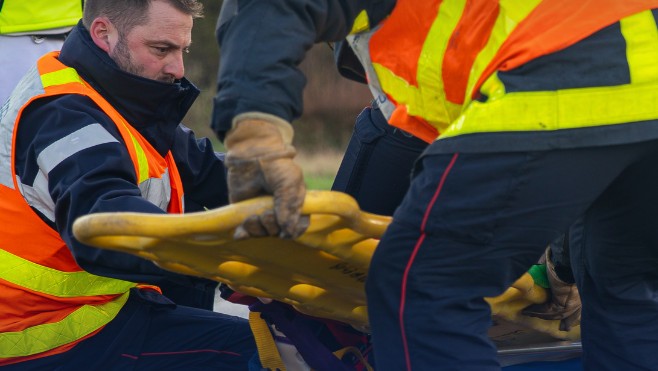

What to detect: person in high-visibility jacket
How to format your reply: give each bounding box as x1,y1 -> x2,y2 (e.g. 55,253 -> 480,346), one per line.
212,1 -> 658,369
0,0 -> 256,369
0,0 -> 83,104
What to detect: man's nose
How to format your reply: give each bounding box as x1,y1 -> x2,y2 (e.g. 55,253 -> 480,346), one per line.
165,52 -> 185,80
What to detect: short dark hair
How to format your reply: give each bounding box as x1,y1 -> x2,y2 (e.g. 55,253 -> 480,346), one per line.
82,0 -> 203,36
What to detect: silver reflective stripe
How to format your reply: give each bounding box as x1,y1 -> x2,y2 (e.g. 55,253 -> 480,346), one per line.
0,66 -> 43,189
14,124 -> 119,220
346,27 -> 396,120
16,173 -> 55,222
37,123 -> 118,173
138,168 -> 171,211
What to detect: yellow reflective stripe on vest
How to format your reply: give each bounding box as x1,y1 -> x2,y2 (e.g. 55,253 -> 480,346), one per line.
37,63 -> 153,188
0,291 -> 130,358
350,10 -> 370,34
0,0 -> 81,34
40,67 -> 84,89
463,1 -> 541,107
122,123 -> 150,184
620,10 -> 658,84
442,81 -> 658,138
0,249 -> 136,297
372,0 -> 466,129
441,10 -> 658,139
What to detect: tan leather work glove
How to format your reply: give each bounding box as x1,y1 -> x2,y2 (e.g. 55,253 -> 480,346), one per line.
224,113 -> 309,239
522,247 -> 581,331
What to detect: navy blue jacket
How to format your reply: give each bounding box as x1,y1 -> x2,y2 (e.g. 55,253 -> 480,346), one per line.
14,23 -> 226,310
211,0 -> 395,140
212,2 -> 658,153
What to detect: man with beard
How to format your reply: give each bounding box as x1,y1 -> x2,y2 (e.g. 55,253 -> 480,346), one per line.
0,0 -> 256,369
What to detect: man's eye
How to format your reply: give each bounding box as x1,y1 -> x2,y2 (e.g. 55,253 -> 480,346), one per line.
153,47 -> 168,54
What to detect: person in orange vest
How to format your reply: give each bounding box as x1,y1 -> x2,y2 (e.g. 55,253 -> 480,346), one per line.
0,0 -> 256,369
330,43 -> 582,334
0,1 -> 83,105
212,1 -> 658,370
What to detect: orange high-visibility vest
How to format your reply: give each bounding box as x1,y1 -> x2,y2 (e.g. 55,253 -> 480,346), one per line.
0,52 -> 184,365
349,0 -> 658,143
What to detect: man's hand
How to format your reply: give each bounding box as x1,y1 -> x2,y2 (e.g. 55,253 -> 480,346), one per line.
224,113 -> 309,239
522,247 -> 581,331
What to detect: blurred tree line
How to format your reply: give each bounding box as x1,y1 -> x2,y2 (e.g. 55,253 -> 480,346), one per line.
183,1 -> 372,153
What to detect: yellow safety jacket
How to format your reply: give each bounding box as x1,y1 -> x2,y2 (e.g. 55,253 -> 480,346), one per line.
348,0 -> 658,144
0,0 -> 82,34
0,52 -> 184,366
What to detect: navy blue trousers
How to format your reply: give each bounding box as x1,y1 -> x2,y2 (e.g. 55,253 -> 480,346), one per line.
7,289 -> 256,370
366,141 -> 658,370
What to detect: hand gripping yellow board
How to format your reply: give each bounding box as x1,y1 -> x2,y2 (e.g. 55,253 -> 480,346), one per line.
73,191 -> 384,331
72,190 -> 580,343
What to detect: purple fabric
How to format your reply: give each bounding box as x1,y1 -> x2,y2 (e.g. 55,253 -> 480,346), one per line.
251,301 -> 353,371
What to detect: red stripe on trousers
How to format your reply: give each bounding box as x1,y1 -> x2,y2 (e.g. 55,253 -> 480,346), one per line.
399,153 -> 459,371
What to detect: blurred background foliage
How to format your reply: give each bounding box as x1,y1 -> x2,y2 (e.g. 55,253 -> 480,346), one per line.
183,1 -> 373,188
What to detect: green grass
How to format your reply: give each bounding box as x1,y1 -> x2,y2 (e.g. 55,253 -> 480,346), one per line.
305,175 -> 334,190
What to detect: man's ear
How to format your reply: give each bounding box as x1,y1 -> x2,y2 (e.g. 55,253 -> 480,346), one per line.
89,17 -> 115,53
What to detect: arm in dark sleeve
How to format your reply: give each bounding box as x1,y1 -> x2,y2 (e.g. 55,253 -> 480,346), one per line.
173,124 -> 229,212
16,96 -> 203,287
211,0 -> 367,140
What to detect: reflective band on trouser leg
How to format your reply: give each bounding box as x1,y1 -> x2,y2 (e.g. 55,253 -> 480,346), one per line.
0,292 -> 130,358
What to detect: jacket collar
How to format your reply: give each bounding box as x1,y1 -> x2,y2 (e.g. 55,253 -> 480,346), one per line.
58,22 -> 199,134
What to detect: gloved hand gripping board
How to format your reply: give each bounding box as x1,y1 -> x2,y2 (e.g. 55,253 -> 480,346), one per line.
73,191 -> 384,331
72,190 -> 580,342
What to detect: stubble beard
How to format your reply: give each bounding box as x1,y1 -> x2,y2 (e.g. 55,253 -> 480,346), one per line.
110,37 -> 175,84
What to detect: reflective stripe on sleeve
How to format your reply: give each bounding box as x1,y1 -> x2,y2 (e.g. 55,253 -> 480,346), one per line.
16,174 -> 55,222
36,123 -> 119,174
16,124 -> 121,221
